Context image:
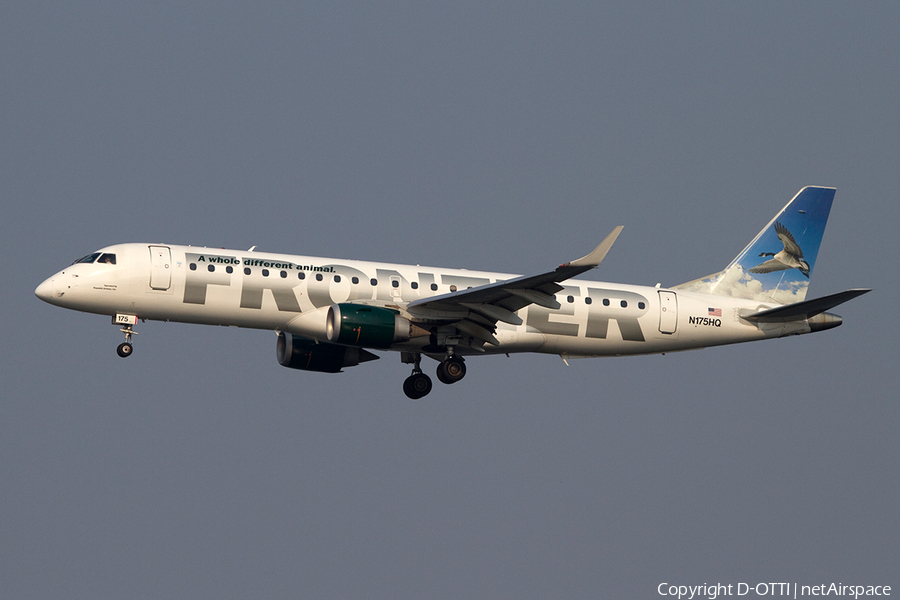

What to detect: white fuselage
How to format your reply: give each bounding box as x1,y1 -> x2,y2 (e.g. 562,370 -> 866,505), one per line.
35,243 -> 810,358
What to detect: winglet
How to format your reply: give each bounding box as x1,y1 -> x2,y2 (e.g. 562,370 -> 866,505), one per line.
563,226 -> 624,268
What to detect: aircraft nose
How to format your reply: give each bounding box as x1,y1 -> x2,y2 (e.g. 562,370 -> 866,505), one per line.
35,277 -> 58,303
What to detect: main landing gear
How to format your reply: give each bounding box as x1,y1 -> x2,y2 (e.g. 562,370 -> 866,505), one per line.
402,352 -> 467,399
402,353 -> 432,399
436,356 -> 466,384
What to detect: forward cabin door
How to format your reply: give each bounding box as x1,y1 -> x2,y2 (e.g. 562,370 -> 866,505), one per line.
149,245 -> 172,290
658,290 -> 677,334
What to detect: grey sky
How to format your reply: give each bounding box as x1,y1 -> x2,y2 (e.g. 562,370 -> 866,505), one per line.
2,2 -> 897,598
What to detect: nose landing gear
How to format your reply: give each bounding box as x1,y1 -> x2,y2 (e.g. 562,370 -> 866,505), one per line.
114,315 -> 139,358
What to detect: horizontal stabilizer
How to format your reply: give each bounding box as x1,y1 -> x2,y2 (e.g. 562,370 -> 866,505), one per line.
743,288 -> 871,323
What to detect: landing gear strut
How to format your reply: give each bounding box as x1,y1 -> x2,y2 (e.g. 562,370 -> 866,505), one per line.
402,353 -> 432,399
116,323 -> 137,358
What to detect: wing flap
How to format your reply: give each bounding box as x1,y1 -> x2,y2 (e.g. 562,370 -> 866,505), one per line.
460,302 -> 523,326
504,288 -> 561,310
454,319 -> 500,346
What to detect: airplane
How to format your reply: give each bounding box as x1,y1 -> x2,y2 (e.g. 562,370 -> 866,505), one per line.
35,186 -> 870,399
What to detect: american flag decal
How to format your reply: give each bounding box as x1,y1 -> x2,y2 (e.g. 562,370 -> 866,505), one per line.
708,307 -> 722,317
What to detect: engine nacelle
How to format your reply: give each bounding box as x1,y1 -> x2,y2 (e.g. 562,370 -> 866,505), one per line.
326,303 -> 410,349
276,331 -> 378,373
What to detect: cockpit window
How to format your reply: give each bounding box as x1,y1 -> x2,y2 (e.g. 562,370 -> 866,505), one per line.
97,253 -> 116,264
71,252 -> 101,265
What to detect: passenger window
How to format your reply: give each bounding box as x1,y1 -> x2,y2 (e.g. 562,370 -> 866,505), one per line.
334,275 -> 341,283
567,296 -> 574,303
585,297 -> 593,305
411,282 -> 418,289
281,271 -> 287,278
226,266 -> 233,274
392,280 -> 399,288
430,283 -> 438,291
208,265 -> 215,272
638,302 -> 645,309
370,278 -> 377,286
244,267 -> 251,275
298,272 -> 305,280
602,298 -> 610,306
262,269 -> 269,277
352,277 -> 359,284
190,263 -> 197,271
316,274 -> 323,281
620,300 -> 627,308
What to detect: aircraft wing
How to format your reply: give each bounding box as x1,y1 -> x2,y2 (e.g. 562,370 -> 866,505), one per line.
405,226 -> 623,346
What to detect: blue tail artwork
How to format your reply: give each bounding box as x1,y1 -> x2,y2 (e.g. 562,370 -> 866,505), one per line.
675,186 -> 835,304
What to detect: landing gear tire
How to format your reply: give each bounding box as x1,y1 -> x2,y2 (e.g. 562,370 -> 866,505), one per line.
437,356 -> 466,384
403,373 -> 433,399
436,366 -> 453,385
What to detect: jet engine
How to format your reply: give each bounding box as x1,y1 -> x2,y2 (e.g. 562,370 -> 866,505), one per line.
326,303 -> 410,349
276,331 -> 378,373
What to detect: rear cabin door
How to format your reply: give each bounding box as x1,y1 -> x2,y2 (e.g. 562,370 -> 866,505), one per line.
149,246 -> 172,290
658,290 -> 677,334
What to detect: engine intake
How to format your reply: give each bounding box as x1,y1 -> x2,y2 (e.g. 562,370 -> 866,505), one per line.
326,304 -> 410,349
276,331 -> 378,373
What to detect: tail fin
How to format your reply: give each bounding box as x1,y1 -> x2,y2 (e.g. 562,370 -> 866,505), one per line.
674,186 -> 835,304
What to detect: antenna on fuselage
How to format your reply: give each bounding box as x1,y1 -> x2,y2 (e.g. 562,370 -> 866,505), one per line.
248,246 -> 256,252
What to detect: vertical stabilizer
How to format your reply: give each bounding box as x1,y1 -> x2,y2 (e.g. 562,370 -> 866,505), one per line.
674,186 -> 835,304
